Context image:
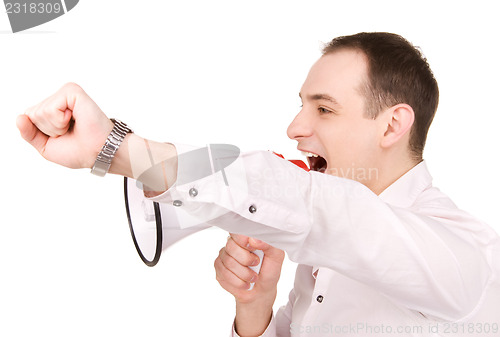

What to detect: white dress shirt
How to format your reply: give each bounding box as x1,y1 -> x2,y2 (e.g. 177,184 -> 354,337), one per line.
138,144 -> 500,337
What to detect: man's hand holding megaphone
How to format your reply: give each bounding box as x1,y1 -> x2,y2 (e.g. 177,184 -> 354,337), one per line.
215,233 -> 285,337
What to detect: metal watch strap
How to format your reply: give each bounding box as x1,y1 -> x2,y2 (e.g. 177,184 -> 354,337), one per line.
91,118 -> 133,177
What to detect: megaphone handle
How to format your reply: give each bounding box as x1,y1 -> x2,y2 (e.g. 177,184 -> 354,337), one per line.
247,249 -> 264,290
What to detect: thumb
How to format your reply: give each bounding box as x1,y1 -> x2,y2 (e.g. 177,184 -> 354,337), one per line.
16,114 -> 49,154
249,238 -> 284,259
248,237 -> 269,250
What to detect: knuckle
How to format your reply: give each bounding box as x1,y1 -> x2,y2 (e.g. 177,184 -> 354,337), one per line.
231,234 -> 248,248
53,119 -> 66,130
225,240 -> 238,256
227,238 -> 247,254
214,268 -> 222,280
218,247 -> 225,256
214,256 -> 227,273
244,253 -> 257,266
227,244 -> 255,266
225,237 -> 233,247
221,271 -> 236,288
231,265 -> 255,283
35,105 -> 50,120
46,107 -> 59,119
219,250 -> 229,264
243,270 -> 256,283
24,107 -> 33,117
62,82 -> 82,92
237,280 -> 250,290
31,106 -> 40,119
224,240 -> 237,253
221,254 -> 237,270
229,233 -> 241,244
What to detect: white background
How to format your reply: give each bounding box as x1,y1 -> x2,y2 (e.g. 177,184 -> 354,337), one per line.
0,1 -> 499,336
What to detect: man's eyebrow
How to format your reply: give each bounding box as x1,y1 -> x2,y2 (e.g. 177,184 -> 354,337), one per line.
299,92 -> 342,107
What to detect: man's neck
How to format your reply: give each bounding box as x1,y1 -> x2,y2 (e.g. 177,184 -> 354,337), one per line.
367,156 -> 419,195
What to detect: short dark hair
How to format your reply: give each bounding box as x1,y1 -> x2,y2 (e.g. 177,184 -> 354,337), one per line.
322,32 -> 439,161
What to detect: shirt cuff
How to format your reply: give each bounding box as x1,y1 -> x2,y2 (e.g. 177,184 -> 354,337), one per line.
231,314 -> 276,337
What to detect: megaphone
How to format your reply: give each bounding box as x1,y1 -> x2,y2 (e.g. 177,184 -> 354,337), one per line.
123,147 -> 309,288
124,176 -> 266,289
123,143 -> 243,266
124,176 -> 212,267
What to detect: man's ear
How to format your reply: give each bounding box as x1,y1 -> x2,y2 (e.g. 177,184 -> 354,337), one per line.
380,104 -> 415,148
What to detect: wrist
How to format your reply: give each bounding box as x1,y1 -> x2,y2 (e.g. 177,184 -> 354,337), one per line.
235,287 -> 277,306
234,292 -> 276,337
236,299 -> 274,317
109,133 -> 178,196
109,132 -> 134,177
91,119 -> 133,177
235,305 -> 273,337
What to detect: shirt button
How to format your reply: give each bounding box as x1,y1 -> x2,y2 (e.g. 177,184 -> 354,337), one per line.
189,188 -> 198,197
316,295 -> 324,303
248,205 -> 257,213
173,200 -> 183,207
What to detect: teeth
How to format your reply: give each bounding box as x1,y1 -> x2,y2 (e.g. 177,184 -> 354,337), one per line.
301,151 -> 319,158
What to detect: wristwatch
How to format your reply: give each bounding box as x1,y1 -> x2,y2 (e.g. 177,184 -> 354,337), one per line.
91,118 -> 133,177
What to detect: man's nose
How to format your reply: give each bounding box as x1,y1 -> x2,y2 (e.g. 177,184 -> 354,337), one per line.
287,109 -> 313,140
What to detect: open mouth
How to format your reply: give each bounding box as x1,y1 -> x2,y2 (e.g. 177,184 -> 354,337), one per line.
301,151 -> 327,173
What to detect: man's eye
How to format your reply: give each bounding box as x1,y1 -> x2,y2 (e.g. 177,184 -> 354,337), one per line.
318,107 -> 333,114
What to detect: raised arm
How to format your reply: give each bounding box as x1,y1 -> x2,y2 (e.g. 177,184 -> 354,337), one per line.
17,83 -> 177,195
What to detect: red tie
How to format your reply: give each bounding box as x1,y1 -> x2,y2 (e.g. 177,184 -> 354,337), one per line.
272,152 -> 310,172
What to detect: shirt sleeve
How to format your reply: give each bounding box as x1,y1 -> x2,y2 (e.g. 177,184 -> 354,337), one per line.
230,315 -> 278,337
275,289 -> 294,337
146,145 -> 495,321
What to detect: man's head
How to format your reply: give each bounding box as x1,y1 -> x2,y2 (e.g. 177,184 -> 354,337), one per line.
322,32 -> 439,160
287,32 -> 439,193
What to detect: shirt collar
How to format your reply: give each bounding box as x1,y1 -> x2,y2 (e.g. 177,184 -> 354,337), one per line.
378,160 -> 433,209
312,161 -> 433,277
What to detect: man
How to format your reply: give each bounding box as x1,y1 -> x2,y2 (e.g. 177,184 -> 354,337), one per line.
213,33 -> 500,337
17,32 -> 500,337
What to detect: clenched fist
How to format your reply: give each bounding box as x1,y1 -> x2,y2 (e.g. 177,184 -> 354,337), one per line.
16,83 -> 114,169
